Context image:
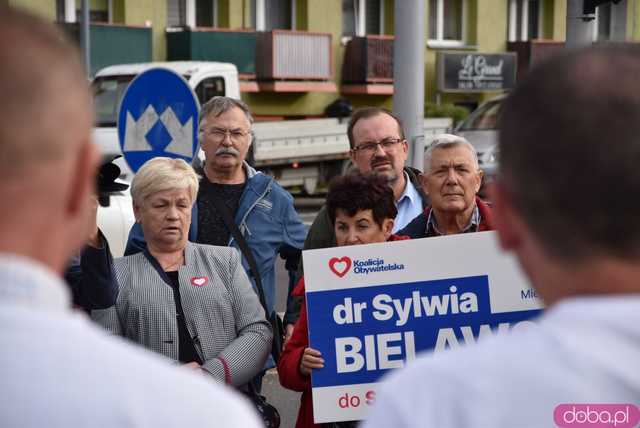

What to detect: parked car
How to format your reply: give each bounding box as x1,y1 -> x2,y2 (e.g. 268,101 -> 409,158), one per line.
453,95 -> 504,181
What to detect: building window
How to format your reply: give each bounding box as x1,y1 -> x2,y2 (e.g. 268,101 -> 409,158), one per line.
58,0 -> 111,23
593,1 -> 627,41
253,0 -> 293,31
508,0 -> 541,42
56,0 -> 67,22
196,0 -> 218,27
168,0 -> 217,28
428,0 -> 465,46
167,0 -> 187,27
342,0 -> 385,37
194,77 -> 226,105
83,10 -> 109,23
595,3 -> 612,40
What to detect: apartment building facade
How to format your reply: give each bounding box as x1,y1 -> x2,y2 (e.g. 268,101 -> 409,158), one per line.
8,0 -> 639,118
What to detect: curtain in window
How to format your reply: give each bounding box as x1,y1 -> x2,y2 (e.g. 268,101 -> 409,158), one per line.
428,0 -> 438,39
597,4 -> 612,41
528,0 -> 540,39
429,0 -> 463,41
343,0 -> 357,36
266,0 -> 292,30
167,0 -> 186,26
365,0 -> 381,35
443,0 -> 462,40
196,0 -> 215,27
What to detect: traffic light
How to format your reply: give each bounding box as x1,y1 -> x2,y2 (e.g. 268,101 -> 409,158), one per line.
583,0 -> 621,15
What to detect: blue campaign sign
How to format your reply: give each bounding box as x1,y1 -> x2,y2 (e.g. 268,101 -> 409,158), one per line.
117,68 -> 199,173
302,231 -> 545,424
307,275 -> 540,388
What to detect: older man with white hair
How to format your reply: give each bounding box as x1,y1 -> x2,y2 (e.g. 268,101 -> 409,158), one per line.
398,134 -> 494,238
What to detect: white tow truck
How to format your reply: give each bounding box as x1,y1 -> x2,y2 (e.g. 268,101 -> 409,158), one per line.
91,61 -> 452,254
251,116 -> 452,194
92,61 -> 452,192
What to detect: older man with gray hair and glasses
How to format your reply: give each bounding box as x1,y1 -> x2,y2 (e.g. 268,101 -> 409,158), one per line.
398,134 -> 494,239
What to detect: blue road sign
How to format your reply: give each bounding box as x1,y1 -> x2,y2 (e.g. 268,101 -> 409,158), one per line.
117,68 -> 199,173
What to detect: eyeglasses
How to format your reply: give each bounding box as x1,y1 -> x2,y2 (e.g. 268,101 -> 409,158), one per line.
199,127 -> 250,144
352,138 -> 404,155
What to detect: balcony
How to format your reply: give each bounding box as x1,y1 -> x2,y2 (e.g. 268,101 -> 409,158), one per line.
167,28 -> 336,93
341,35 -> 394,95
59,23 -> 152,76
507,40 -> 564,81
256,30 -> 336,93
166,27 -> 258,92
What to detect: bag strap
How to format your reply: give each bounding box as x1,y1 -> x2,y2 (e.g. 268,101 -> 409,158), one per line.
208,194 -> 269,315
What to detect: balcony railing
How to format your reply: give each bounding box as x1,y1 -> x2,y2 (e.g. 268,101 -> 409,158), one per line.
166,27 -> 257,77
256,30 -> 333,81
59,23 -> 152,75
507,40 -> 564,81
342,35 -> 394,84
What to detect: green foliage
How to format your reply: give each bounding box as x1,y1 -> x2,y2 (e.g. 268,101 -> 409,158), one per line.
425,103 -> 470,126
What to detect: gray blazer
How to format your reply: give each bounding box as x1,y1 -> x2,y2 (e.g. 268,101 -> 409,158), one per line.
92,242 -> 272,387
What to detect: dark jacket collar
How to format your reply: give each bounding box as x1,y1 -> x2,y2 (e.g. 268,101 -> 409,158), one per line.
404,166 -> 429,209
398,197 -> 494,239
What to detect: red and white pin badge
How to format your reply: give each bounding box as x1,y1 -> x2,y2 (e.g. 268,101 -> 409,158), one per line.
191,276 -> 208,287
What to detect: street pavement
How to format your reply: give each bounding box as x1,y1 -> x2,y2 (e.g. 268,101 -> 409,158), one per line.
263,366 -> 302,428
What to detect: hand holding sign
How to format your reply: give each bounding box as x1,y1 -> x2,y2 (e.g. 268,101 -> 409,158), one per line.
300,347 -> 324,376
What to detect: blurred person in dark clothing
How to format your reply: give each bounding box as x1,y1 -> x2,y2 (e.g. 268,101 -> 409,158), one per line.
65,157 -> 125,312
365,45 -> 640,428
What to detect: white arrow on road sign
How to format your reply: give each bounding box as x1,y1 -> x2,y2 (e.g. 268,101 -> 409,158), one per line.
123,105 -> 157,152
117,68 -> 199,173
161,108 -> 194,158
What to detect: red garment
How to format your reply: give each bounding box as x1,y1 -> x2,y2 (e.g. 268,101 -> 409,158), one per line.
426,197 -> 495,231
277,234 -> 410,428
388,233 -> 411,241
277,277 -> 316,428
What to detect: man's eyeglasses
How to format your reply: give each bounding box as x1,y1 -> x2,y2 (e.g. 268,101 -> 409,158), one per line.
199,127 -> 250,144
352,138 -> 404,155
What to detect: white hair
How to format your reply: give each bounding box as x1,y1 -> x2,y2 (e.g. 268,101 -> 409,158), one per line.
423,134 -> 479,173
130,157 -> 199,206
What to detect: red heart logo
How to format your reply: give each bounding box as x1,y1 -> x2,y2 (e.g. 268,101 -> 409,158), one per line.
191,277 -> 208,287
329,257 -> 352,278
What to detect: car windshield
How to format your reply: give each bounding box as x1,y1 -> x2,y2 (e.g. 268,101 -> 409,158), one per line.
457,99 -> 502,131
91,73 -> 192,127
91,75 -> 136,127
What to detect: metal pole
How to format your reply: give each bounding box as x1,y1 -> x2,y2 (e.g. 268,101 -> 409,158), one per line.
80,0 -> 91,76
566,0 -> 595,48
392,0 -> 425,171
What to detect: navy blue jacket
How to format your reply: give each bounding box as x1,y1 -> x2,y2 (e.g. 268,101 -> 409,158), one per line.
399,197 -> 495,238
65,230 -> 118,312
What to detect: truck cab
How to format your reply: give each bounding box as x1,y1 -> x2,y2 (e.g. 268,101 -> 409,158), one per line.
91,61 -> 240,180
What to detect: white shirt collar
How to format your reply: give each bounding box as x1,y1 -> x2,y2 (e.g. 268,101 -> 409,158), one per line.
0,254 -> 70,313
397,171 -> 420,204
